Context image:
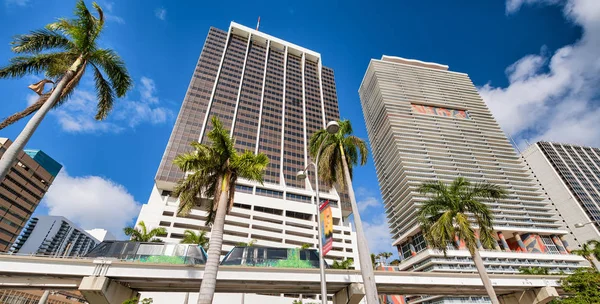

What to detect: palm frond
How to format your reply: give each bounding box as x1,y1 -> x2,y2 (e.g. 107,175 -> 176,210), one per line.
418,181 -> 449,196
91,63 -> 114,120
138,221 -> 148,236
308,128 -> 328,158
0,53 -> 71,79
318,143 -> 343,187
150,238 -> 163,243
123,226 -> 142,241
174,171 -> 209,216
455,213 -> 477,253
232,151 -> 269,183
149,227 -> 167,238
90,48 -> 132,97
11,29 -> 72,53
208,116 -> 235,161
71,0 -> 97,52
467,182 -> 508,201
345,135 -> 368,166
46,18 -> 76,34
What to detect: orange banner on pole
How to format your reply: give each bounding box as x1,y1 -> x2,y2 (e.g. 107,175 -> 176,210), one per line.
320,200 -> 333,256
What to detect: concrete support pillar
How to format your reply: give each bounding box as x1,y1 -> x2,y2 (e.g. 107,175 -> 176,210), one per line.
498,286 -> 559,304
493,239 -> 502,251
333,283 -> 365,304
513,233 -> 526,252
559,235 -> 571,253
474,231 -> 483,249
497,232 -> 510,252
38,290 -> 50,304
79,276 -> 139,304
551,235 -> 567,254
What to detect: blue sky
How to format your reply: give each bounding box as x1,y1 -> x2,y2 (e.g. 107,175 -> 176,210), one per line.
1,0 -> 598,256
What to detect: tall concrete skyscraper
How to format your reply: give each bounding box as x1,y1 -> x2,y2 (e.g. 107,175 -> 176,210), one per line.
0,138 -> 61,252
137,22 -> 357,263
523,142 -> 600,248
359,56 -> 584,303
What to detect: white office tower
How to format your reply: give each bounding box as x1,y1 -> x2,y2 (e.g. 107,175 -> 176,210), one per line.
11,216 -> 99,256
359,56 -> 585,303
85,229 -> 116,242
522,142 -> 600,250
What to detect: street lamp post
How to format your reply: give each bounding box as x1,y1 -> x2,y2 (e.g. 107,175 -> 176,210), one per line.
296,121 -> 339,304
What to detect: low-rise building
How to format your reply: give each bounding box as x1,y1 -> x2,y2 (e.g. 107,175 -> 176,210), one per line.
11,216 -> 99,257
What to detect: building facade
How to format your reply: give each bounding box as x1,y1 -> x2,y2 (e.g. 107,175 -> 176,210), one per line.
11,216 -> 99,257
359,56 -> 585,303
85,229 -> 116,242
522,142 -> 600,248
137,22 -> 357,264
0,138 -> 61,252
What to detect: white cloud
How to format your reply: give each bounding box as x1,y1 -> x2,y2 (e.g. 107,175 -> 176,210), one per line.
43,170 -> 141,239
480,0 -> 600,149
26,93 -> 38,106
4,0 -> 28,6
35,76 -> 172,133
140,76 -> 159,104
357,196 -> 380,212
362,214 -> 397,256
99,1 -> 125,24
52,90 -> 122,133
155,8 -> 167,20
505,0 -> 561,14
354,186 -> 397,257
105,14 -> 125,24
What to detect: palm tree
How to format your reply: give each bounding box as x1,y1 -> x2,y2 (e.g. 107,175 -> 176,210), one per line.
173,116 -> 268,304
418,177 -> 507,304
572,240 -> 600,270
390,259 -> 401,266
370,253 -> 377,269
309,119 -> 378,303
123,221 -> 166,243
0,0 -> 132,183
179,230 -> 208,304
377,252 -> 393,266
300,243 -> 312,250
331,258 -> 354,270
180,230 -> 209,249
235,239 -> 257,247
519,267 -> 550,275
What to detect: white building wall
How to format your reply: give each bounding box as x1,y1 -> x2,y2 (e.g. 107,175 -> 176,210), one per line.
137,183 -> 358,263
85,229 -> 116,242
522,143 -> 600,247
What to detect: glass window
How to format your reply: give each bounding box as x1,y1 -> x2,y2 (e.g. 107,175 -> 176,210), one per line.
267,248 -> 287,260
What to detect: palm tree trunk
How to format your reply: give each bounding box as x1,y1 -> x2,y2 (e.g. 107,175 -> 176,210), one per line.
339,144 -> 379,303
197,174 -> 230,304
470,248 -> 499,304
0,95 -> 47,130
0,56 -> 82,183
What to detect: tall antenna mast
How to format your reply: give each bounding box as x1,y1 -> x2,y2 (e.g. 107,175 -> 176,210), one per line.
256,16 -> 261,31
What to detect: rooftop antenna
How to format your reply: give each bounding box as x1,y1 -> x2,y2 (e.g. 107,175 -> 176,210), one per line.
256,16 -> 261,31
